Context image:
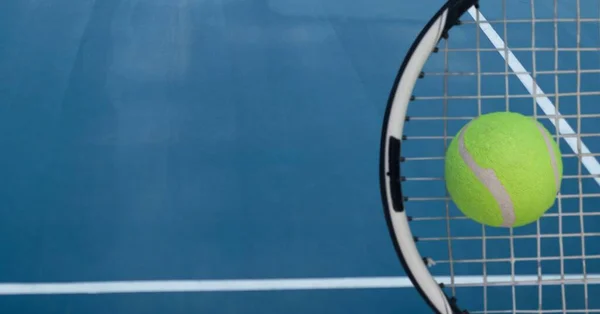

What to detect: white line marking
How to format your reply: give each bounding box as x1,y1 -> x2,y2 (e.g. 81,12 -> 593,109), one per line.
1,274 -> 599,295
467,8 -> 600,186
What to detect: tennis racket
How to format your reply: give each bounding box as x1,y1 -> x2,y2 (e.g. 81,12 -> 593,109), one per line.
380,0 -> 600,313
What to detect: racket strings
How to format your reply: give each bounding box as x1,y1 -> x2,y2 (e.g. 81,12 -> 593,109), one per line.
400,0 -> 600,312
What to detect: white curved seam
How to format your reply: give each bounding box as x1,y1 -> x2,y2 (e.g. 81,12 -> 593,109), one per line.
458,126 -> 515,227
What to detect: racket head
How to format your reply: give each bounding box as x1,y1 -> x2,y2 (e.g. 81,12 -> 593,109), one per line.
381,0 -> 600,312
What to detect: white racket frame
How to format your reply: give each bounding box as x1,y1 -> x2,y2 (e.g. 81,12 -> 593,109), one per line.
379,1 -> 478,313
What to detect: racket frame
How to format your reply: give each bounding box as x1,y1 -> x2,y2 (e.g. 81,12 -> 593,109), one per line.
379,0 -> 479,313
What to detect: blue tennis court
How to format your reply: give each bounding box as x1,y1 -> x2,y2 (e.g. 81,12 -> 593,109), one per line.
1,0 -> 599,313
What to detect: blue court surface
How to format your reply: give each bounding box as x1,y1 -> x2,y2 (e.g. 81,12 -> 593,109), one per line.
1,0 -> 600,313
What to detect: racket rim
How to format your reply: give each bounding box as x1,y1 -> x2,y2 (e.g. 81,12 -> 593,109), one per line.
379,0 -> 479,313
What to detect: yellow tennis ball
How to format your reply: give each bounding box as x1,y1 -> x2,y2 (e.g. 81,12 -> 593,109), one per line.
444,112 -> 563,228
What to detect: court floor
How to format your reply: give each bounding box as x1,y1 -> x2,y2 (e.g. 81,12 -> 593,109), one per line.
0,0 -> 599,313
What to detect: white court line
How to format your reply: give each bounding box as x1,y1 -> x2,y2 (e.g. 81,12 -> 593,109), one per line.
467,8 -> 600,186
0,274 -> 599,295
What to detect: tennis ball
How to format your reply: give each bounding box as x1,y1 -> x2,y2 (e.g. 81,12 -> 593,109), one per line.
444,112 -> 563,228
